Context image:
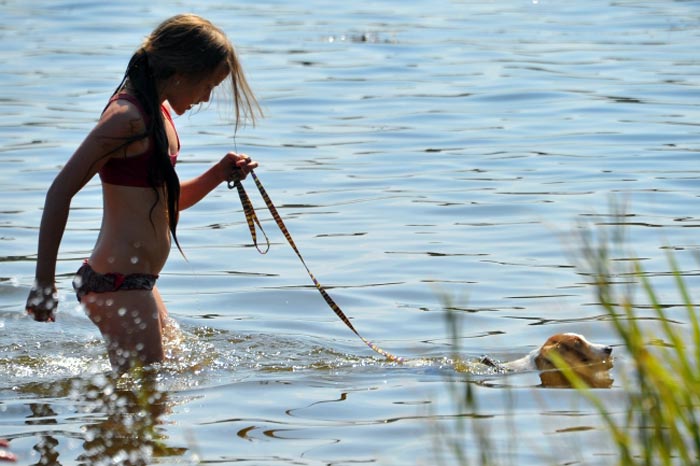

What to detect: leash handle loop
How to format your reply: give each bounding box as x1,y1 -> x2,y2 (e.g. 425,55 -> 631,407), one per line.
229,177 -> 270,254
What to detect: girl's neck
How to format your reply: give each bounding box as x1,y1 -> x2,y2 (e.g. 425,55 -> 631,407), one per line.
121,79 -> 166,105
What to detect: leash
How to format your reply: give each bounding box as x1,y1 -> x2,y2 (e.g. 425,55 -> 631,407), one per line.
229,172 -> 403,362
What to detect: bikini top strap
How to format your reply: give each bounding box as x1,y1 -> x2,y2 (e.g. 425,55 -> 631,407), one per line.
104,93 -> 150,121
102,93 -> 180,157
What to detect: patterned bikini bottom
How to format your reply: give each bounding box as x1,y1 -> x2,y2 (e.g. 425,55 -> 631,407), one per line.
72,261 -> 158,303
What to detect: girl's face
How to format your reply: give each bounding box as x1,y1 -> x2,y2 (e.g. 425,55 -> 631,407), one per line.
167,61 -> 230,115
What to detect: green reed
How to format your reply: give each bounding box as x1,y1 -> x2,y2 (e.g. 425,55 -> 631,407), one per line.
568,215 -> 700,466
432,292 -> 514,466
437,203 -> 700,465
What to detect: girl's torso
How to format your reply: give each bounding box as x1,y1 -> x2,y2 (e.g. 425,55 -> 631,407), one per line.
89,93 -> 180,276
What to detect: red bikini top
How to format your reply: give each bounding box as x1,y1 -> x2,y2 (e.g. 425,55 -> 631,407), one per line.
98,93 -> 179,188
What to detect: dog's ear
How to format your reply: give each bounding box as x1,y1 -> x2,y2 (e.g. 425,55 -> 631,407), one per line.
539,369 -> 572,388
534,349 -> 556,371
558,335 -> 587,357
563,334 -> 581,348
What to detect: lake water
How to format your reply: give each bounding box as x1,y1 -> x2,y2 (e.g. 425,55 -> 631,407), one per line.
1,0 -> 699,464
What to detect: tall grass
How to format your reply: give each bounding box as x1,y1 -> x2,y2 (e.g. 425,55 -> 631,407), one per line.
432,293 -> 503,466
437,205 -> 700,465
569,214 -> 700,465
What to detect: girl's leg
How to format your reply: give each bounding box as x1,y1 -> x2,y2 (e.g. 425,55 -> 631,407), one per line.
83,289 -> 165,373
152,286 -> 185,357
152,286 -> 169,332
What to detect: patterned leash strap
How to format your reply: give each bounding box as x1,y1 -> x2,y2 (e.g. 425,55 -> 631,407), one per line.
228,172 -> 403,363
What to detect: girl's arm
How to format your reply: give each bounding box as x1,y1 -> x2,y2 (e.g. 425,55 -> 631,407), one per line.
26,146 -> 101,321
179,152 -> 257,210
26,103 -> 144,321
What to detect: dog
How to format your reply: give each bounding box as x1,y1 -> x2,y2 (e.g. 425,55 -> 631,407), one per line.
482,333 -> 614,388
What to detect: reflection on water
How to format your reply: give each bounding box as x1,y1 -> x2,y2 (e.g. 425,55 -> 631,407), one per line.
79,376 -> 186,466
13,372 -> 185,466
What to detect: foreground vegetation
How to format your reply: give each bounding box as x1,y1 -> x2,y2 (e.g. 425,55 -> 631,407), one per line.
439,211 -> 700,465
569,218 -> 700,465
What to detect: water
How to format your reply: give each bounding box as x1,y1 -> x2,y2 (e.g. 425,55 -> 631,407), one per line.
1,0 -> 699,464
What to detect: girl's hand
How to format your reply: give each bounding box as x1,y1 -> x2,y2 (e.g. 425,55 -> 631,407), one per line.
25,282 -> 57,322
223,151 -> 258,182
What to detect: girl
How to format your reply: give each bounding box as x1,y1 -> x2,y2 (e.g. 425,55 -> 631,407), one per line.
25,14 -> 262,372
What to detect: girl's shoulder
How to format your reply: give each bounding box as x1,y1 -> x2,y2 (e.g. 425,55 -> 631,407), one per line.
99,94 -> 148,137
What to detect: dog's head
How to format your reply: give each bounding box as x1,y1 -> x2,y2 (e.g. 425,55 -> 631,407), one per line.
534,333 -> 614,388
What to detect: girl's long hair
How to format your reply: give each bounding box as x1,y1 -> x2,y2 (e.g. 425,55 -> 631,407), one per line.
112,14 -> 261,254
